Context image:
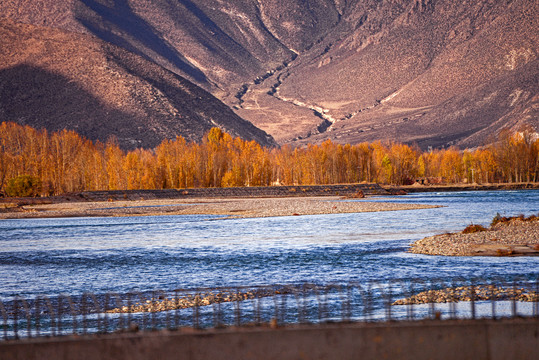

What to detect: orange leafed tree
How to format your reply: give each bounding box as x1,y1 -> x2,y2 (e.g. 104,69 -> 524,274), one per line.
0,121 -> 538,196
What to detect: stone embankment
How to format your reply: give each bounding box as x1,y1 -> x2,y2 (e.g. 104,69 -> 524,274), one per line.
52,184 -> 390,202
409,217 -> 539,256
393,285 -> 539,305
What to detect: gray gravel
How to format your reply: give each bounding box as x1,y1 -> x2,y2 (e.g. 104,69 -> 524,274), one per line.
410,219 -> 539,256
0,196 -> 439,219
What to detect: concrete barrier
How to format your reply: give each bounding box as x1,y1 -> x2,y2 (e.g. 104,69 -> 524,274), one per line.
1,319 -> 538,360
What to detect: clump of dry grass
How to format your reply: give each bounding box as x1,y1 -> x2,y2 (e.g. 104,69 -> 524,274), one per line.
462,224 -> 488,234
496,248 -> 514,256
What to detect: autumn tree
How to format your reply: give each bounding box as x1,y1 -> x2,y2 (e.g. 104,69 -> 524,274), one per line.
1,122 -> 537,195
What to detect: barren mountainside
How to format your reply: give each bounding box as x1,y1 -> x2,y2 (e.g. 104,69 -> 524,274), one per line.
1,0 -> 538,149
0,18 -> 276,149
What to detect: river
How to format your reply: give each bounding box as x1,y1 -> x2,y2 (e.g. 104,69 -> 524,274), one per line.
1,190 -> 538,301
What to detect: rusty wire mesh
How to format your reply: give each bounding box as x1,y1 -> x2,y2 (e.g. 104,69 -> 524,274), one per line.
1,277 -> 538,340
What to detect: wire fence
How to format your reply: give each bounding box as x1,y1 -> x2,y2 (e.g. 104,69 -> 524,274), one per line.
2,277 -> 539,340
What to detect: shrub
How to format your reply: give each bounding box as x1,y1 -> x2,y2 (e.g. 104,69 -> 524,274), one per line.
462,224 -> 488,234
491,213 -> 539,227
4,175 -> 42,197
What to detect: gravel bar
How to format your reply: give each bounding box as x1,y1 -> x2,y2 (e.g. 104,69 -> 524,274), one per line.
409,219 -> 539,256
0,196 -> 439,219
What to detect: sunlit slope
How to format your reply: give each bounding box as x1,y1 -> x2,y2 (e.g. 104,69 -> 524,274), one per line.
276,0 -> 538,148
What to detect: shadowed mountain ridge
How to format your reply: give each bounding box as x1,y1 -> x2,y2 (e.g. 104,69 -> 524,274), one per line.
0,18 -> 276,149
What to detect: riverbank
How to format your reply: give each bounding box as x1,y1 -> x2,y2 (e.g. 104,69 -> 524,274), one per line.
410,217 -> 539,256
386,182 -> 539,193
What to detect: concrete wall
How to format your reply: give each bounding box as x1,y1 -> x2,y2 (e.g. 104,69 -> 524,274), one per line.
1,319 -> 538,360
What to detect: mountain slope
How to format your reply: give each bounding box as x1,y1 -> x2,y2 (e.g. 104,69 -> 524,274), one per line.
271,0 -> 538,147
1,0 -> 538,149
0,18 -> 276,149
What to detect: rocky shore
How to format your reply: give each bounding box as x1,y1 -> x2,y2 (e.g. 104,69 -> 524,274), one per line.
409,217 -> 539,256
388,182 -> 539,193
393,285 -> 539,305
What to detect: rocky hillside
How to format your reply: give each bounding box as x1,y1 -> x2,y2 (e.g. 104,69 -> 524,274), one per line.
1,0 -> 538,149
0,18 -> 276,149
272,0 -> 539,148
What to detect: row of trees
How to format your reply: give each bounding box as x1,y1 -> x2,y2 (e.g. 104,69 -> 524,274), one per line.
1,122 -> 538,196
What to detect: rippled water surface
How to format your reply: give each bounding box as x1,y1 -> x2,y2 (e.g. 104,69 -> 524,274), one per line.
1,190 -> 538,299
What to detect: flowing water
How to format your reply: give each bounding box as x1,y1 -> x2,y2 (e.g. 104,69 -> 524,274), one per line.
1,190 -> 538,301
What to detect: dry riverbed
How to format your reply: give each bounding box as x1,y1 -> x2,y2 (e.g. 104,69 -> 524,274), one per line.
0,196 -> 439,219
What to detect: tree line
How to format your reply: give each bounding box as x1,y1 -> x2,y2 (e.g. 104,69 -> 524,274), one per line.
0,122 -> 538,196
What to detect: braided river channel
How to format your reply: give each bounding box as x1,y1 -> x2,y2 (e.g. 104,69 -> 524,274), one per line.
1,190 -> 538,301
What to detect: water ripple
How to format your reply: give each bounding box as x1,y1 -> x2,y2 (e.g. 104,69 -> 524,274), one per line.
1,190 -> 538,298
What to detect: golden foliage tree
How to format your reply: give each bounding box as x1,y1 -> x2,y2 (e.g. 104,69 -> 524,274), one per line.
0,121 -> 537,196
